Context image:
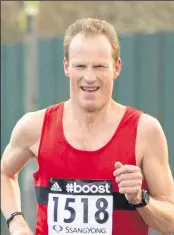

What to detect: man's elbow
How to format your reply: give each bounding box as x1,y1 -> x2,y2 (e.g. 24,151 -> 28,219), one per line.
1,170 -> 18,181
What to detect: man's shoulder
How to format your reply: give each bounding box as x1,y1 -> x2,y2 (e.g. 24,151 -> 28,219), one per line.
19,108 -> 46,129
138,113 -> 164,143
136,113 -> 166,167
117,103 -> 162,135
11,109 -> 46,148
139,113 -> 162,131
17,102 -> 64,133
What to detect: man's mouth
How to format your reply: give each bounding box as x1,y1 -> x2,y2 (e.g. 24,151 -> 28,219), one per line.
81,86 -> 99,92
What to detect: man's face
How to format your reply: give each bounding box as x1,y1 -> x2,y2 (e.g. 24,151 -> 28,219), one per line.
64,34 -> 121,112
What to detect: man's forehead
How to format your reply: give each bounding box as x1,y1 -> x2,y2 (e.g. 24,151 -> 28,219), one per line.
69,36 -> 113,63
69,34 -> 112,53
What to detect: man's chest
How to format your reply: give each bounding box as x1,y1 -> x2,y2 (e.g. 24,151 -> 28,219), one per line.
64,125 -> 118,151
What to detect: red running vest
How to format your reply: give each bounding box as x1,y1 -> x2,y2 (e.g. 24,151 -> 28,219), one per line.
33,102 -> 148,235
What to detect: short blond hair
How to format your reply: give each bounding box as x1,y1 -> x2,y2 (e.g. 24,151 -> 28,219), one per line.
64,18 -> 120,62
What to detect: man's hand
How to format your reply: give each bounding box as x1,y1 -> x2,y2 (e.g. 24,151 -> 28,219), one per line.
113,162 -> 143,204
11,228 -> 33,235
9,218 -> 33,235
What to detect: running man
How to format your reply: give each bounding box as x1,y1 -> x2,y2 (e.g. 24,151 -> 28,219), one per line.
1,18 -> 174,235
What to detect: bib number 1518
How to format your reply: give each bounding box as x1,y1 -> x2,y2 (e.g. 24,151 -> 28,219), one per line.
52,196 -> 109,224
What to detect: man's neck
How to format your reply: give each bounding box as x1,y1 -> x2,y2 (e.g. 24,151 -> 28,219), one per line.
64,99 -> 117,131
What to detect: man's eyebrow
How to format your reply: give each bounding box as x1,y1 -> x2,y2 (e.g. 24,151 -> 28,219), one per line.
71,63 -> 86,66
71,62 -> 85,65
93,63 -> 109,66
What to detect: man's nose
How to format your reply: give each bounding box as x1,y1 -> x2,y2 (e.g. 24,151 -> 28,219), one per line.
83,67 -> 97,83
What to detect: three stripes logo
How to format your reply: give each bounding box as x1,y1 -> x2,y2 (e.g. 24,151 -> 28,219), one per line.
51,182 -> 62,192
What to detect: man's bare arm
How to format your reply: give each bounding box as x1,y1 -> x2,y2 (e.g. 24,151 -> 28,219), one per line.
136,115 -> 174,234
1,113 -> 37,234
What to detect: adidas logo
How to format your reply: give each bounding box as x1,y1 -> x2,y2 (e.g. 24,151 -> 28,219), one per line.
51,182 -> 62,192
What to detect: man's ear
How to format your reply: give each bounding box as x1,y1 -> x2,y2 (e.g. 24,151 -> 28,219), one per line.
64,57 -> 70,77
113,58 -> 122,81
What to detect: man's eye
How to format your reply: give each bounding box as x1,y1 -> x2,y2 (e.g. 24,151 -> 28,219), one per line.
76,65 -> 86,68
95,65 -> 106,68
94,65 -> 108,70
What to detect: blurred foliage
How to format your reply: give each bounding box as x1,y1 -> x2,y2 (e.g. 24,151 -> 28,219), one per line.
1,1 -> 26,43
1,1 -> 174,43
36,1 -> 174,37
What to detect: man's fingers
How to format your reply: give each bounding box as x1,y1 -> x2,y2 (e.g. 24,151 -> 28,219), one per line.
114,162 -> 123,169
118,179 -> 142,188
114,164 -> 140,176
119,186 -> 140,194
115,172 -> 143,183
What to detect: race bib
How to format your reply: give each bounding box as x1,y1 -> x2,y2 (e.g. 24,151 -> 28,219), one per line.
47,179 -> 113,235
